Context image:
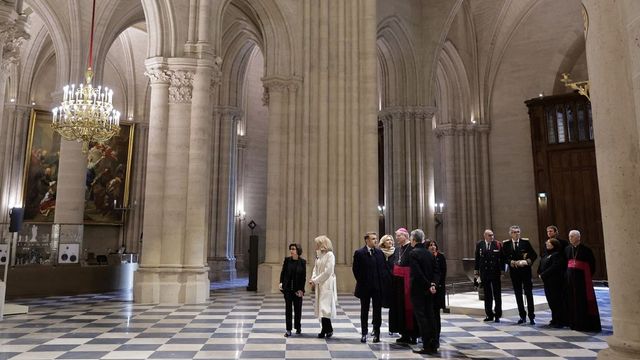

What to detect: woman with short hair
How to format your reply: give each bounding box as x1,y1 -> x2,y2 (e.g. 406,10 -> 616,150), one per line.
279,243 -> 306,337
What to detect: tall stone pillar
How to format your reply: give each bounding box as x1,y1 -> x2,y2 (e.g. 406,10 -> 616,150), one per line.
207,106 -> 241,282
0,104 -> 30,223
378,106 -> 436,237
135,57 -> 210,304
0,6 -> 29,223
258,0 -> 378,293
434,123 -> 491,275
581,1 -> 640,359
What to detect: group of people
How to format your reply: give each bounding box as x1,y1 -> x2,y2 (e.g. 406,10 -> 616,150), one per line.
278,228 -> 447,355
474,225 -> 601,332
276,224 -> 601,356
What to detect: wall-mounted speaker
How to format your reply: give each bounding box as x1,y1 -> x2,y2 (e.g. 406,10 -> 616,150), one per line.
58,244 -> 79,264
9,207 -> 24,233
0,244 -> 9,265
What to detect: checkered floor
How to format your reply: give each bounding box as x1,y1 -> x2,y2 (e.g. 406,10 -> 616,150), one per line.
0,283 -> 612,359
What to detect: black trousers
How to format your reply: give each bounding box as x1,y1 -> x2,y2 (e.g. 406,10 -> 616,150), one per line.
359,292 -> 382,335
284,291 -> 303,331
321,317 -> 333,334
544,282 -> 563,325
411,292 -> 436,349
482,276 -> 502,319
510,272 -> 534,320
433,305 -> 442,342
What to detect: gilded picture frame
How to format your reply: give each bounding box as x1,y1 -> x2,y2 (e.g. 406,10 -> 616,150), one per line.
83,123 -> 135,224
22,110 -> 61,222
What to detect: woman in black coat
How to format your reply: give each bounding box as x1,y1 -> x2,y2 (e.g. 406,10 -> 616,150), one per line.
377,235 -> 396,308
537,238 -> 566,328
279,243 -> 307,337
427,240 -> 447,343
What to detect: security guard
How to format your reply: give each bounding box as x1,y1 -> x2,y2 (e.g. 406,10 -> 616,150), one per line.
474,229 -> 504,322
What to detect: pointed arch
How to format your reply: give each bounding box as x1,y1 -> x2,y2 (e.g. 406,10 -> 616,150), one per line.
376,15 -> 418,107
435,41 -> 472,125
214,0 -> 297,78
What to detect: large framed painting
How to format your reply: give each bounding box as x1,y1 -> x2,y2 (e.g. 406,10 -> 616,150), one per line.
22,110 -> 61,222
83,123 -> 135,224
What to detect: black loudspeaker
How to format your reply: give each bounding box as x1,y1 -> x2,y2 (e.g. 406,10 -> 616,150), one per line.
9,207 -> 24,233
247,235 -> 259,291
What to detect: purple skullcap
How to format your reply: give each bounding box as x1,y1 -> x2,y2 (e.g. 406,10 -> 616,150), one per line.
395,227 -> 409,236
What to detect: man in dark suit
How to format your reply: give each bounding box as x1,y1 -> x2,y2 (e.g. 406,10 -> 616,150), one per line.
408,229 -> 440,355
352,231 -> 385,343
503,225 -> 538,324
475,229 -> 504,322
546,225 -> 570,255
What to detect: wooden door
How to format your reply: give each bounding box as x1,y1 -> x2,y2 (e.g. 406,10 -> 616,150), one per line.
526,93 -> 606,280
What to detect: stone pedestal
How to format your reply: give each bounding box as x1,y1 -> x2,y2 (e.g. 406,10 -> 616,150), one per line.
207,258 -> 237,282
134,266 -> 209,304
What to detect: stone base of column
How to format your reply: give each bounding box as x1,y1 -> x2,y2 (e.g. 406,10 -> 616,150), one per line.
257,262 -> 281,293
134,265 -> 210,304
207,258 -> 237,282
598,337 -> 640,360
234,254 -> 248,277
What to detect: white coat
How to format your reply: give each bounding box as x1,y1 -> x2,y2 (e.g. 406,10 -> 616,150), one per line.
311,250 -> 338,319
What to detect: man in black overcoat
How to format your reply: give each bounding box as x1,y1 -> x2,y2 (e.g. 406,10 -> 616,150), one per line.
408,229 -> 440,354
353,231 -> 386,343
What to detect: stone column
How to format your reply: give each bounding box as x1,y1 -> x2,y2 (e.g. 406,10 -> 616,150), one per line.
0,7 -> 29,222
207,106 -> 241,282
135,60 -> 170,302
379,106 -> 436,236
581,1 -> 640,359
135,57 -> 211,304
434,123 -> 490,275
0,104 -> 30,222
234,135 -> 247,272
258,0 -> 378,293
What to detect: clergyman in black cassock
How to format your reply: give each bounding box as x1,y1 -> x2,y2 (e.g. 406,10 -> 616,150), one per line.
565,230 -> 601,332
389,228 -> 417,343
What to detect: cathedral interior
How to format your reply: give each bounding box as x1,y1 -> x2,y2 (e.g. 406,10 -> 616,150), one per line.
0,0 -> 639,359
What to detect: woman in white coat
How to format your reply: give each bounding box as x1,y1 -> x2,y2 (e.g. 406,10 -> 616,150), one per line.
310,235 -> 338,338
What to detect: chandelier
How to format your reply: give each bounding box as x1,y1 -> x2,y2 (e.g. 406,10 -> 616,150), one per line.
51,0 -> 120,153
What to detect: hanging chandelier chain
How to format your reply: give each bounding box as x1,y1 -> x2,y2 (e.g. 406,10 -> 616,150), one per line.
51,0 -> 121,153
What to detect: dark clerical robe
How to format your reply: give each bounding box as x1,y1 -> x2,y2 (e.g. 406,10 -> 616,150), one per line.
565,243 -> 601,332
389,243 -> 415,335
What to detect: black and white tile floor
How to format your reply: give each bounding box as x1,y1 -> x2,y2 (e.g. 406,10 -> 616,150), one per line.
0,283 -> 612,359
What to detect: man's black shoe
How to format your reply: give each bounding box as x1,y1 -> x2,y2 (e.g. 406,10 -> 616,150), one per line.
373,335 -> 380,343
325,331 -> 333,338
395,336 -> 410,344
408,337 -> 417,345
412,348 -> 435,355
317,332 -> 325,338
295,328 -> 301,335
284,330 -> 292,337
360,335 -> 367,343
483,317 -> 494,322
517,318 -> 526,325
494,318 -> 501,323
529,319 -> 536,325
